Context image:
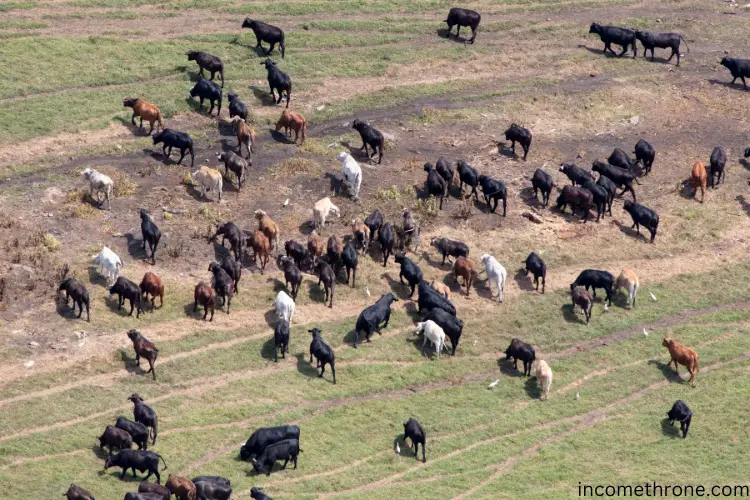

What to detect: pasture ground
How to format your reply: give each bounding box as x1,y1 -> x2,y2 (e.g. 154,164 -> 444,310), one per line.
1,0 -> 750,498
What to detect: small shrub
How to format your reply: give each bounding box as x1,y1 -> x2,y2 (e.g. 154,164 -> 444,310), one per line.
454,198 -> 474,220
166,241 -> 186,258
377,185 -> 402,201
42,233 -> 61,252
182,171 -> 194,186
198,206 -> 221,223
163,212 -> 174,221
414,196 -> 439,219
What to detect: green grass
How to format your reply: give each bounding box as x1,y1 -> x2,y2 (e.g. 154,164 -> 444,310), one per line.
0,20 -> 48,29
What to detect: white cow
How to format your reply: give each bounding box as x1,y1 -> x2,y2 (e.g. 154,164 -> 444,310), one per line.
337,152 -> 362,199
413,320 -> 448,360
192,166 -> 223,201
274,290 -> 295,324
313,197 -> 340,233
81,168 -> 113,209
480,253 -> 507,303
535,360 -> 553,400
92,246 -> 123,285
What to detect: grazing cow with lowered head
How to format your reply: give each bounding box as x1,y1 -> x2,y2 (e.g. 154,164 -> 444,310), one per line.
423,162 -> 447,209
194,281 -> 215,321
211,222 -> 243,261
480,254 -> 507,302
709,146 -> 727,189
571,286 -> 593,324
123,97 -> 164,135
243,19 -> 285,58
505,338 -> 535,376
435,157 -> 454,194
667,400 -> 693,438
589,23 -> 636,57
720,57 -> 750,89
189,78 -> 222,115
341,241 -> 358,286
430,237 -> 468,266
623,200 -> 659,243
129,393 -> 158,444
261,58 -> 291,108
217,150 -> 248,191
417,280 -> 456,317
352,119 -> 384,164
535,360 -> 553,400
531,168 -> 554,207
403,418 -> 427,462
110,277 -> 142,318
99,425 -> 133,456
503,123 -> 532,160
116,417 -> 149,451
140,209 -> 161,264
58,276 -> 90,321
423,308 -> 463,355
309,327 -> 336,383
560,163 -> 594,186
192,166 -> 223,202
227,90 -> 248,121
635,30 -> 689,66
240,425 -> 301,461
165,474 -> 196,500
570,269 -> 614,306
208,261 -> 234,314
613,268 -> 639,309
690,160 -> 707,203
478,174 -> 507,216
275,110 -> 306,143
662,337 -> 699,387
444,7 -> 480,44
251,439 -> 302,476
592,159 -> 639,201
82,168 -> 113,209
556,185 -> 593,222
274,319 -> 290,362
456,160 -> 479,200
354,293 -> 398,348
186,50 -> 224,87
413,320 -> 448,359
247,231 -> 271,273
523,252 -> 546,293
634,139 -> 656,175
139,271 -> 164,311
127,329 -> 158,381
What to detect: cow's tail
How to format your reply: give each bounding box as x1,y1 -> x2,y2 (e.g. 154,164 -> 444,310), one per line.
158,453 -> 168,470
301,118 -> 307,143
680,35 -> 690,53
156,111 -> 165,132
280,32 -> 285,58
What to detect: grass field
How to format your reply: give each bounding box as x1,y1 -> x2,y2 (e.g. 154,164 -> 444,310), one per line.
2,0 -> 750,498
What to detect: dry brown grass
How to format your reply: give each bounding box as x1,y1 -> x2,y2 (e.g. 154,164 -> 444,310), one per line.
270,157 -> 324,178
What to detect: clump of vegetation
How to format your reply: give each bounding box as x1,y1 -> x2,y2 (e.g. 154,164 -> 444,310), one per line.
414,196 -> 439,219
454,198 -> 474,220
165,241 -> 186,258
64,189 -> 98,219
198,206 -> 221,223
107,170 -> 137,197
42,233 -> 61,252
163,211 -> 174,221
271,157 -> 323,178
377,185 -> 403,201
182,171 -> 194,186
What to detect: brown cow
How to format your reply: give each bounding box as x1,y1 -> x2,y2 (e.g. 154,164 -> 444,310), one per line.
123,97 -> 164,135
662,336 -> 699,387
307,230 -> 324,264
247,230 -> 271,274
140,271 -> 164,311
429,279 -> 452,300
254,209 -> 280,255
231,116 -> 256,159
166,474 -> 196,500
194,281 -> 216,321
275,110 -> 307,143
690,160 -> 707,203
453,256 -> 478,296
127,329 -> 159,380
64,484 -> 95,500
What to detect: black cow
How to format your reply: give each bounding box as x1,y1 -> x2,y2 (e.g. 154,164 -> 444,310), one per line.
581,180 -> 608,221
116,417 -> 150,450
278,256 -> 301,301
99,425 -> 133,456
261,58 -> 291,107
720,57 -> 750,89
504,123 -> 532,160
456,160 -> 479,200
208,261 -> 234,314
341,241 -> 358,287
634,139 -> 655,175
394,252 -> 422,297
309,327 -> 336,383
504,338 -> 535,376
364,209 -> 383,245
314,260 -> 335,308
560,163 -> 594,186
352,119 -> 384,164
417,280 -> 456,316
378,223 -> 397,266
242,19 -> 285,58
423,308 -> 463,355
709,146 -> 726,188
103,449 -> 167,484
589,23 -> 636,57
666,400 -> 693,439
251,439 -> 302,476
218,253 -> 242,294
635,31 -> 689,66
250,487 -> 273,500
423,163 -> 446,209
273,319 -> 290,362
444,7 -> 480,44
186,50 -> 224,87
435,157 -> 454,194
570,269 -> 614,306
608,148 -> 638,172
240,426 -> 301,461
596,174 -> 616,215
129,393 -> 158,444
58,276 -> 90,321
531,168 -> 554,207
478,174 -> 507,216
284,240 -> 308,270
109,277 -> 142,318
227,91 -> 248,121
124,493 -> 164,500
556,185 -> 593,222
211,222 -> 243,261
195,479 -> 232,500
403,418 -> 427,462
189,78 -> 222,116
430,237 -> 468,265
152,129 -> 194,167
523,252 -> 546,293
623,200 -> 659,243
592,160 -> 639,201
140,209 -> 161,264
354,293 -> 398,348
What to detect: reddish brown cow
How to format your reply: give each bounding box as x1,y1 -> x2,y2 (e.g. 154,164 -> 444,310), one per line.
275,110 -> 307,143
140,271 -> 164,311
307,231 -> 324,264
690,160 -> 707,203
123,97 -> 164,135
663,337 -> 699,387
166,474 -> 197,500
194,281 -> 216,321
247,230 -> 271,274
127,329 -> 159,380
453,256 -> 478,296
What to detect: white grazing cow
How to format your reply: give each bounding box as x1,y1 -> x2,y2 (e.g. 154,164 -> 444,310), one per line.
92,246 -> 123,285
480,254 -> 507,303
613,268 -> 639,309
413,320 -> 448,360
535,360 -> 553,400
274,290 -> 295,324
192,166 -> 223,201
81,168 -> 113,209
313,197 -> 340,233
337,152 -> 362,199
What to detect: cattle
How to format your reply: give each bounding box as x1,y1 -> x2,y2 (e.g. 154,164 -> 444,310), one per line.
556,185 -> 593,222
503,123 -> 532,160
354,293 -> 398,348
720,56 -> 750,89
444,7 -> 480,44
186,50 -> 224,87
313,197 -> 340,234
139,209 -> 161,264
414,320 -> 448,359
535,360 -> 553,400
341,241 -> 358,287
417,280 -> 456,316
608,147 -> 639,172
123,97 -> 164,135
116,417 -> 150,451
284,240 -> 309,270
195,479 -> 232,500
456,160 -> 480,200
194,281 -> 216,321
423,162 -> 446,209
477,174 -> 508,216
338,152 -> 362,199
350,220 -> 370,256
314,260 -> 335,308
189,78 -> 222,115
138,272 -> 164,312
152,129 -> 194,167
364,209 -> 384,246
308,327 -> 336,383
124,493 -> 164,500
402,418 -> 426,462
663,337 -> 699,387
634,139 -> 656,175
352,119 -> 384,164
709,146 -> 727,189
250,488 -> 272,500
248,231 -> 271,276
99,425 -> 133,456
613,268 -> 639,309
635,31 -> 689,65
192,476 -> 230,487
570,269 -> 614,306
208,261 -> 234,314
690,160 -> 707,203
451,256 -> 476,296
261,58 -> 291,107
596,173 -> 616,215
623,200 -> 659,243
275,110 -> 306,143
242,18 -> 285,58
592,160 -> 639,201
580,180 -> 608,222
523,252 -> 546,293
129,393 -> 158,444
138,482 -> 171,500
429,279 -> 451,300
251,438 -> 302,476
240,425 -> 301,461
480,254 -> 507,302
423,308 -> 463,355
93,246 -> 123,286
504,338 -> 535,376
559,163 -> 595,186
64,484 -> 95,500
227,90 -> 248,121
435,157 -> 454,194
279,256 -> 302,300
402,210 -> 420,252
273,318 -> 290,362
58,276 -> 90,321
327,235 -> 342,271
394,252 -> 422,297
217,151 -> 248,190
110,277 -> 142,318
231,116 -> 256,159
589,23 -> 636,57
82,168 -> 113,209
666,400 -> 693,439
103,449 -> 167,484
571,286 -> 593,324
192,166 -> 223,202
217,254 -> 241,294
211,222 -> 243,261
254,210 -> 281,255
531,168 -> 554,207
274,290 -> 295,324
378,222 -> 396,267
430,237 -> 468,266
165,474 -> 196,500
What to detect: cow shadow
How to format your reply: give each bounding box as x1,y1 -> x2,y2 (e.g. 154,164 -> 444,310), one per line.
114,116 -> 153,137
100,469 -> 147,482
497,142 -> 518,159
648,359 -> 688,385
497,358 -> 526,378
660,418 -> 682,439
305,280 -> 327,305
124,232 -> 149,261
260,336 -> 279,361
118,348 -> 149,377
270,128 -> 292,144
513,269 -> 536,292
143,148 -> 187,168
184,301 -> 213,321
104,295 -> 135,317
740,158 -> 750,171
640,55 -> 675,66
736,195 -> 750,217
519,186 -> 550,209
185,69 -> 203,83
294,353 -> 325,380
263,308 -> 277,328
325,171 -> 347,198
210,241 -> 232,261
560,303 -> 585,324
524,376 -> 541,399
436,27 -> 473,44
420,250 -> 447,269
90,444 -> 109,460
86,265 -> 109,287
392,434 -> 416,458
297,221 -> 315,236
381,273 -> 413,300
580,44 -> 627,58
55,296 -> 85,321
249,86 -> 277,106
708,78 -> 749,91
677,178 -> 699,200
217,119 -> 235,137
613,219 -> 648,242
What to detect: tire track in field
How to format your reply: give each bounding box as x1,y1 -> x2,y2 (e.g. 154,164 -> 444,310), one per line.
0,449 -> 88,470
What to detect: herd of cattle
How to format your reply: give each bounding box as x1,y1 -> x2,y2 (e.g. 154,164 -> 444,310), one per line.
55,8 -> 733,500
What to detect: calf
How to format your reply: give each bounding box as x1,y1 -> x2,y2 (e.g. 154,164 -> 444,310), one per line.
352,119 -> 384,164
690,160 -> 707,203
211,222 -> 243,261
402,418 -> 426,462
110,277 -> 142,318
261,58 -> 291,107
82,168 -> 113,209
93,245 -> 123,286
634,139 -> 655,175
189,78 -> 222,115
127,330 -> 158,381
240,425 -> 301,461
635,31 -> 688,66
560,163 -> 594,186
192,166 -> 223,202
592,160 -> 639,201
116,417 -> 150,451
58,276 -> 90,321
64,484 -> 95,500
378,222 -> 396,266
165,475 -> 196,500
480,254 -> 507,302
312,197 -> 340,234
417,280 -> 456,316
140,209 -> 161,263
250,488 -> 273,500
227,90 -> 248,121
571,286 -> 593,324
338,151 -> 362,199
623,200 -> 659,243
341,241 -> 358,287
589,23 -> 636,57
423,162 -> 446,209
354,293 -> 398,347
186,50 -> 224,87
273,319 -> 290,362
248,231 -> 271,275
556,185 -> 593,222
453,256 -> 478,297
429,279 -> 451,300
129,393 -> 158,444
194,281 -> 216,321
478,174 -> 507,216
444,7 -> 480,44
423,308 -> 463,355
666,400 -> 693,439
314,260 -> 335,308
364,209 -> 384,245
308,328 -> 336,383
254,210 -> 281,255
284,240 -> 309,270
414,320 -> 448,359
613,268 -> 639,309
435,157 -> 454,194
531,168 -> 554,207
535,360 -> 553,400
139,272 -> 164,311
505,338 -> 535,376
274,290 -> 295,324
99,425 -> 133,456
252,439 -> 302,476
663,337 -> 699,387
720,56 -> 750,89
326,235 -> 342,272
242,18 -> 285,58
208,261 -> 234,314
152,129 -> 194,166
430,236 -> 468,266
709,146 -> 726,188
456,160 -> 479,200
103,449 -> 167,484
279,256 -> 302,300
523,252 -> 546,293
275,110 -> 306,143
596,173 -> 616,215
217,151 -> 248,190
218,254 -> 241,294
581,180 -> 608,221
394,252 -> 422,297
570,269 -> 614,306
138,482 -> 171,500
231,116 -> 256,159
123,97 -> 164,135
503,123 -> 532,160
